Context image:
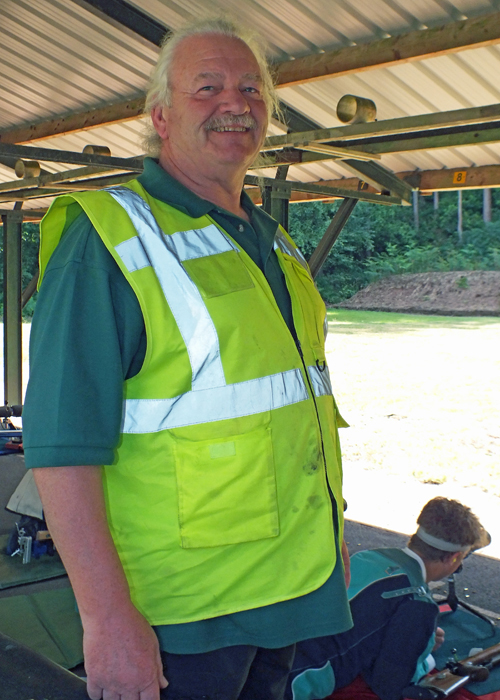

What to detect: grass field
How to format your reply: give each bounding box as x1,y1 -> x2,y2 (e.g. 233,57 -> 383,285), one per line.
325,310 -> 500,495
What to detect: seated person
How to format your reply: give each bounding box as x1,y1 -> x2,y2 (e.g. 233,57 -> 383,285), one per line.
287,497 -> 490,700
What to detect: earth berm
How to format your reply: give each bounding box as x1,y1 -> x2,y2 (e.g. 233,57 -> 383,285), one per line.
335,270 -> 500,316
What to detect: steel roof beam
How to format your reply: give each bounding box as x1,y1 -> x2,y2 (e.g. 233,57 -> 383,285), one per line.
244,175 -> 404,206
0,143 -> 144,170
0,164 -> 134,193
263,104 -> 500,150
257,124 -> 500,169
247,164 -> 500,204
71,0 -> 169,47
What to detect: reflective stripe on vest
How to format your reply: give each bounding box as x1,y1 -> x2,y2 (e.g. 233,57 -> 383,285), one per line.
308,365 -> 333,397
105,187 -> 332,432
274,229 -> 309,270
107,186 -> 227,392
123,368 -> 308,433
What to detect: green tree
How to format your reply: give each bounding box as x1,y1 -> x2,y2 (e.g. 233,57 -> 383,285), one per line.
288,190 -> 500,304
0,222 -> 40,319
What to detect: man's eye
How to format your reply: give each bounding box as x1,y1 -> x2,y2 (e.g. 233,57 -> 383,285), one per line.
199,86 -> 214,92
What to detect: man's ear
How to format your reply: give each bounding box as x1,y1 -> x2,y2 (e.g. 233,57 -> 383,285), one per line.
446,551 -> 466,572
151,105 -> 169,140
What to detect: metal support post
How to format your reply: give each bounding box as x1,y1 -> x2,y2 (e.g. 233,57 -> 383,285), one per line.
308,198 -> 358,279
457,189 -> 463,242
433,191 -> 439,210
412,190 -> 419,230
483,188 -> 492,223
1,209 -> 24,405
261,165 -> 292,230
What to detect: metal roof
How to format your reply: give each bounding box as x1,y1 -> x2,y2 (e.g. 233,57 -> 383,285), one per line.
2,0 -> 500,209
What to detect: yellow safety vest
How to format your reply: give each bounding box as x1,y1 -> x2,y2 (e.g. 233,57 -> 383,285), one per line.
39,180 -> 346,625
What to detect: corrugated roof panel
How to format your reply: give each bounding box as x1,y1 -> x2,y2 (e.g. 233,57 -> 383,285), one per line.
130,0 -> 495,55
0,0 -> 157,130
2,10 -> 134,98
2,0 -> 500,211
417,56 -> 498,108
449,0 -> 498,19
447,47 -> 500,101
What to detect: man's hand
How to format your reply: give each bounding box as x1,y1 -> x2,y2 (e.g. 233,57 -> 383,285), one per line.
84,605 -> 168,700
32,466 -> 168,699
433,626 -> 445,651
341,538 -> 351,589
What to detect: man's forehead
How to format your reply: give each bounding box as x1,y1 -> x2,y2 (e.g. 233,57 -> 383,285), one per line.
172,34 -> 262,78
192,70 -> 262,83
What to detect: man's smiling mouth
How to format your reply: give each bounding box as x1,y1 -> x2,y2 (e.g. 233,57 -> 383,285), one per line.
211,126 -> 249,132
205,115 -> 258,132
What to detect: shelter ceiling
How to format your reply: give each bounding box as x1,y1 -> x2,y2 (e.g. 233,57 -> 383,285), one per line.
2,0 -> 500,210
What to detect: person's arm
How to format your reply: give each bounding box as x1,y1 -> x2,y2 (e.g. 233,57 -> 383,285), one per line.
433,626 -> 445,651
33,465 -> 168,700
342,539 -> 351,588
363,599 -> 437,700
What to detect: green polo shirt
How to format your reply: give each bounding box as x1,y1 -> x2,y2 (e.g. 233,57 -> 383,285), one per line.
23,158 -> 352,653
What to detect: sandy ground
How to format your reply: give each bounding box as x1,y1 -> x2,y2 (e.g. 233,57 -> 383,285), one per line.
342,462 -> 500,561
324,309 -> 500,563
3,322 -> 499,561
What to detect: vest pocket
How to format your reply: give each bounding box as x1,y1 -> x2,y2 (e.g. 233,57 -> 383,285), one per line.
182,250 -> 254,298
174,426 -> 279,548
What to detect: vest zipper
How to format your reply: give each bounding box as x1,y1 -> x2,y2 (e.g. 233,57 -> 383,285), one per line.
295,339 -> 338,532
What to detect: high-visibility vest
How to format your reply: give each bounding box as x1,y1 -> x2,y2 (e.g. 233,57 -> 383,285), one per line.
39,180 -> 346,625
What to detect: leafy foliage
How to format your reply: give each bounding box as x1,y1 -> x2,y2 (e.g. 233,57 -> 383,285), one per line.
0,222 -> 39,319
289,189 -> 500,304
2,190 -> 500,316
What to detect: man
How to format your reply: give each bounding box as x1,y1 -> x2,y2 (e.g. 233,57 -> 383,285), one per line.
287,497 -> 490,700
23,17 -> 351,700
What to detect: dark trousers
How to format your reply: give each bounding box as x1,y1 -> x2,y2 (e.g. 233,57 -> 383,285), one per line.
160,644 -> 296,700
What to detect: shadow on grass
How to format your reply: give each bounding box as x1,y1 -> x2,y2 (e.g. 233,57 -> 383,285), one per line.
327,309 -> 500,334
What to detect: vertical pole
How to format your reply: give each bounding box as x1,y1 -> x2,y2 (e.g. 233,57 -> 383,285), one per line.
483,188 -> 492,223
261,166 -> 291,231
457,189 -> 463,243
413,190 -> 419,230
308,198 -> 358,279
2,211 -> 23,406
433,191 -> 439,211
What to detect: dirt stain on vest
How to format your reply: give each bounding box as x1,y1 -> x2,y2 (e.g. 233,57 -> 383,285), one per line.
303,462 -> 319,475
307,495 -> 322,510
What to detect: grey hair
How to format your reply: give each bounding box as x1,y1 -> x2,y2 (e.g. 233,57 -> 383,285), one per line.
142,16 -> 279,157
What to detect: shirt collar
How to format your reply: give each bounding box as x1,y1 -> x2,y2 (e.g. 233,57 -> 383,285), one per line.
403,547 -> 427,581
137,157 -> 258,223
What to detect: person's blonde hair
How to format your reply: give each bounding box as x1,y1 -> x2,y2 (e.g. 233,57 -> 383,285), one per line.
142,16 -> 279,156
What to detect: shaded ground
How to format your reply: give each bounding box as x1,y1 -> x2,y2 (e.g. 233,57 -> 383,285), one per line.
336,270 -> 500,316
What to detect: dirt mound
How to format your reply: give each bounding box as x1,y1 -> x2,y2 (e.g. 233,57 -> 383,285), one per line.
336,270 -> 500,316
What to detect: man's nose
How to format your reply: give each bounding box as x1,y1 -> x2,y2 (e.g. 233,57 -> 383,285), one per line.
218,87 -> 251,113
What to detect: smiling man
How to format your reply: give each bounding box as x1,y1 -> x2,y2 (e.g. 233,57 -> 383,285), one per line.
23,17 -> 351,700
